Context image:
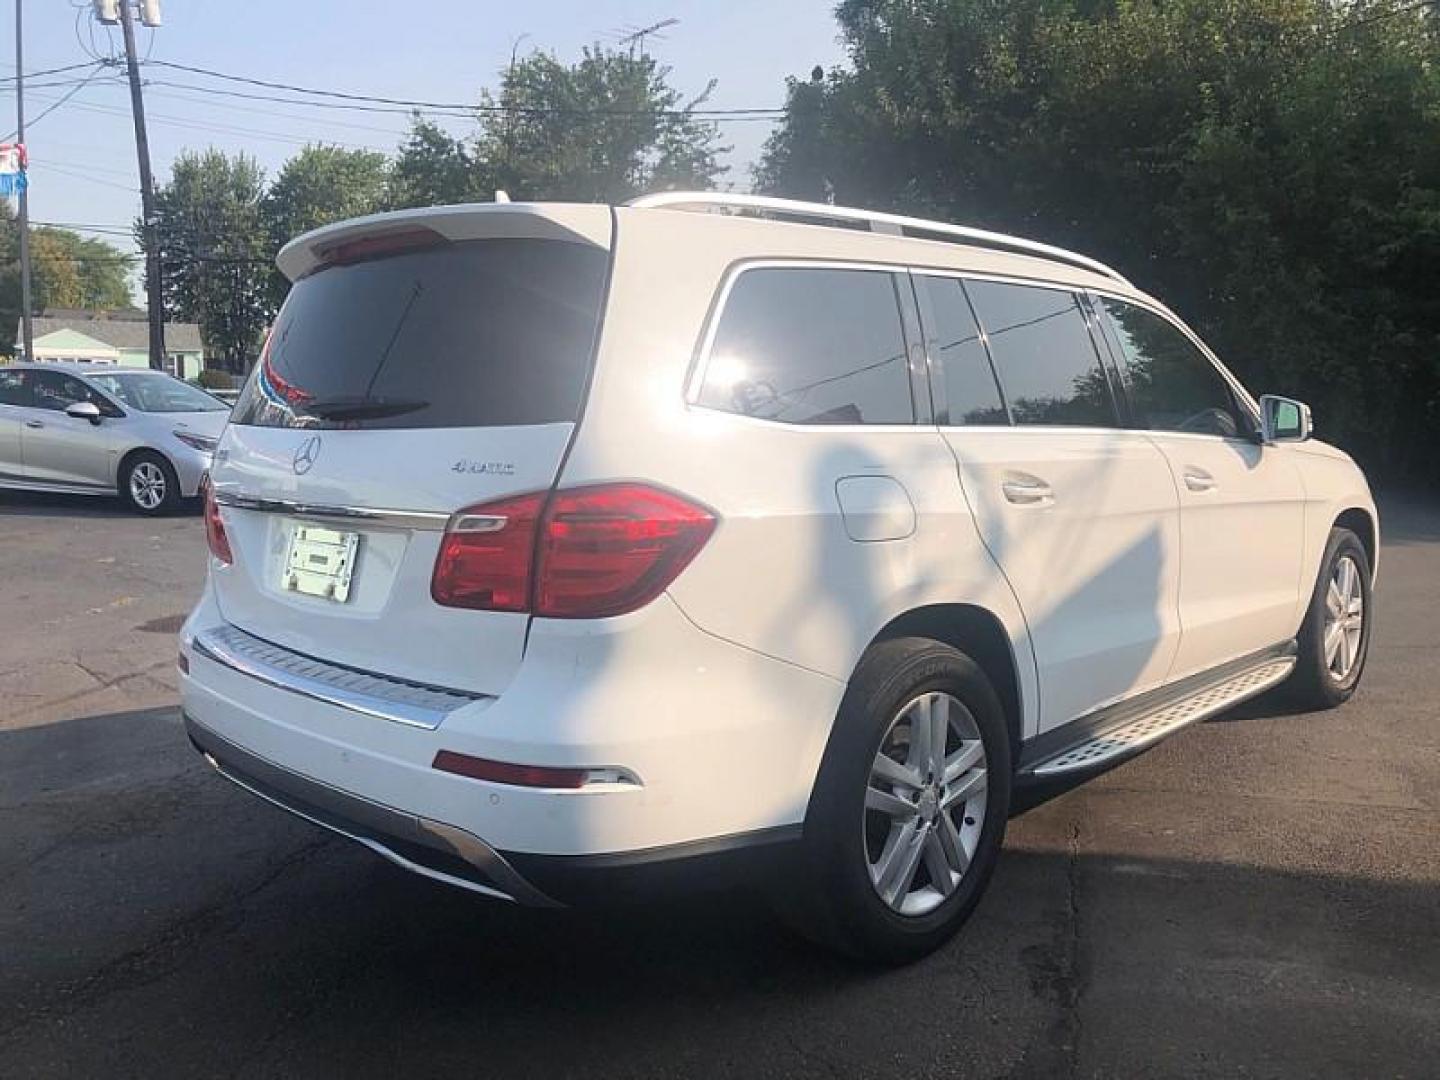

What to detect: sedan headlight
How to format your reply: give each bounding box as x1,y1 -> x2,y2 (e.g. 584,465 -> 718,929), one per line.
173,430 -> 219,453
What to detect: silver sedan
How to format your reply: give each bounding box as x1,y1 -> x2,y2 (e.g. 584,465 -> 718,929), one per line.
0,363 -> 231,514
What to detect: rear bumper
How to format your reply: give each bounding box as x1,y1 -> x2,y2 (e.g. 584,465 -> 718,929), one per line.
186,712 -> 560,906
180,583 -> 842,899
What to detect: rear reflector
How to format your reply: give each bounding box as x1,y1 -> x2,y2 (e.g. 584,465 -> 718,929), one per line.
431,483 -> 716,618
432,750 -> 589,789
202,478 -> 233,566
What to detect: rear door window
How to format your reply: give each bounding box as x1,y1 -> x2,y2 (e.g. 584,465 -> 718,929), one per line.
914,275 -> 1008,425
29,370 -> 115,414
232,239 -> 608,430
1098,298 -> 1248,439
697,266 -> 914,425
0,370 -> 30,407
964,280 -> 1118,428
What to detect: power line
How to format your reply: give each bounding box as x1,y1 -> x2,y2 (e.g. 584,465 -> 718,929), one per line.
139,58 -> 786,119
2,63 -> 110,141
0,60 -> 99,83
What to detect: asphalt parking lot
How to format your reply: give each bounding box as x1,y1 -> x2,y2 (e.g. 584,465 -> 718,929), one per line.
2,489 -> 1437,1079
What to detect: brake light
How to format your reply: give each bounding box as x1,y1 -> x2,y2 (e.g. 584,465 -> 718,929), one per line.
430,492 -> 544,611
430,483 -> 716,618
536,484 -> 717,617
202,479 -> 233,566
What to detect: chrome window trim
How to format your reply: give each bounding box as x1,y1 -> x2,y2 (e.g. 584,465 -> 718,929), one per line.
210,487 -> 451,531
191,623 -> 486,730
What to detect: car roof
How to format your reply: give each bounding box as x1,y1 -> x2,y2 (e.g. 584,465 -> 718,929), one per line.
10,363 -> 167,377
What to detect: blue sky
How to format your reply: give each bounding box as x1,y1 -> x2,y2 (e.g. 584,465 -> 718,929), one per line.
3,0 -> 847,271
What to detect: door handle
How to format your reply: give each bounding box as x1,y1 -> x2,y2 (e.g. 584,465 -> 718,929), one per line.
24,419 -> 44,430
1002,477 -> 1054,505
1183,468 -> 1217,493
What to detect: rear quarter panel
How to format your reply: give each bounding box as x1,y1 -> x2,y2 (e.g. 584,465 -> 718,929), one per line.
560,208 -> 1095,738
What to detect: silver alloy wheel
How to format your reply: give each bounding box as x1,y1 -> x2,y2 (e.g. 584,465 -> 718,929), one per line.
130,460 -> 167,510
1324,553 -> 1365,681
865,691 -> 988,917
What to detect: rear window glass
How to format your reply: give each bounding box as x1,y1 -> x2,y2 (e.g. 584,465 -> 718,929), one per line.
232,239 -> 608,430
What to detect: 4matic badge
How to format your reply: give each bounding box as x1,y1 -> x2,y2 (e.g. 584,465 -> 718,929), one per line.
451,460 -> 516,476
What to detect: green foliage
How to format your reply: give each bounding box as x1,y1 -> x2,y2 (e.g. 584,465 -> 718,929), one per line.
147,149 -> 271,374
194,367 -> 234,389
262,145 -> 390,305
387,120 -> 486,209
1,202 -> 134,355
478,46 -> 726,201
30,228 -> 133,311
758,0 -> 1440,480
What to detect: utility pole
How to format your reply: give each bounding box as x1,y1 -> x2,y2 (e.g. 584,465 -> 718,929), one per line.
114,0 -> 165,370
14,0 -> 34,363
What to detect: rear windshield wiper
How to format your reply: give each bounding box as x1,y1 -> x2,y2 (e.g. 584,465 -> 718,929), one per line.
297,396 -> 429,421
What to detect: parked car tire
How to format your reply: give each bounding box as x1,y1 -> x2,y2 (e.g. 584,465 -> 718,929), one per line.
120,450 -> 180,515
776,636 -> 1012,964
1287,526 -> 1372,709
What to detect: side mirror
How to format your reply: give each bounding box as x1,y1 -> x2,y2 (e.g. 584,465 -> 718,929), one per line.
1258,395 -> 1311,444
65,401 -> 102,425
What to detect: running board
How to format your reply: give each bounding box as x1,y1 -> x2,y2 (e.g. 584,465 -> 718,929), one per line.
1026,652 -> 1296,778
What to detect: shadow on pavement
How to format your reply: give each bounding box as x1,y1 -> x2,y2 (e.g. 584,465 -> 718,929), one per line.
0,489 -> 200,518
1,705 -> 1436,1078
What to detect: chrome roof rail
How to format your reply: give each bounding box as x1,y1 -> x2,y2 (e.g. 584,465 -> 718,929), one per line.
627,191 -> 1131,286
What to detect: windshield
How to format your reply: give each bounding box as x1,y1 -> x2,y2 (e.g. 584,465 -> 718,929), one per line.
89,372 -> 230,413
230,238 -> 608,430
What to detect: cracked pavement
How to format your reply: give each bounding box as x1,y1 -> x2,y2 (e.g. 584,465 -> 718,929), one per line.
2,488 -> 1437,1078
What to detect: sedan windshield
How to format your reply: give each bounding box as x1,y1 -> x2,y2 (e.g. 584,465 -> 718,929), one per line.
88,372 -> 229,413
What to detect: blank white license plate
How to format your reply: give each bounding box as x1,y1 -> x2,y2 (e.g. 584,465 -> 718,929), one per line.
282,525 -> 359,602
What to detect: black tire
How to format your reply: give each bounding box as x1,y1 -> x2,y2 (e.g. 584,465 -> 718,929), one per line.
1287,526 -> 1372,709
119,450 -> 180,516
775,636 -> 1011,964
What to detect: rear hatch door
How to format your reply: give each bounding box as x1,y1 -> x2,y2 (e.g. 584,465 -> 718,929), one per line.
207,207 -> 611,696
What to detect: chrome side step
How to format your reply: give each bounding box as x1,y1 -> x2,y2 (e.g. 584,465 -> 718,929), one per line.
1029,654 -> 1296,777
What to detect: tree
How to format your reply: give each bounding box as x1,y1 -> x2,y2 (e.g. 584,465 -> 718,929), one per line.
388,119 -> 487,209
0,201 -> 21,356
2,205 -> 135,355
30,228 -> 133,311
757,0 -> 1440,481
479,46 -> 726,201
147,149 -> 271,374
262,145 -> 389,305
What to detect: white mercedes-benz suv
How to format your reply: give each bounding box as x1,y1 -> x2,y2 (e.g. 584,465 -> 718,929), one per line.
181,193 -> 1377,962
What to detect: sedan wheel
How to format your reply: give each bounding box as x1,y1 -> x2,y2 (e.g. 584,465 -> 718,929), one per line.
129,461 -> 168,511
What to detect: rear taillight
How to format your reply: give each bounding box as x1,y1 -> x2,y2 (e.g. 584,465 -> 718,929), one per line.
430,492 -> 545,611
202,479 -> 233,566
430,483 -> 716,618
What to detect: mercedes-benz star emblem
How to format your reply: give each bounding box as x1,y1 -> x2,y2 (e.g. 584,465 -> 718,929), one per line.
293,435 -> 322,475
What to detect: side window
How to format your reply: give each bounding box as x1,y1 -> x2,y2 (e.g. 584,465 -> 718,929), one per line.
0,370 -> 31,407
30,371 -> 111,414
698,267 -> 914,425
915,275 -> 1008,425
1098,298 -> 1246,439
964,280 -> 1117,428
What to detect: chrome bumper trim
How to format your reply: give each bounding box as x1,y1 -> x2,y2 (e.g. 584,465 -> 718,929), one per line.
192,623 -> 485,730
186,713 -> 561,908
211,487 -> 450,531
